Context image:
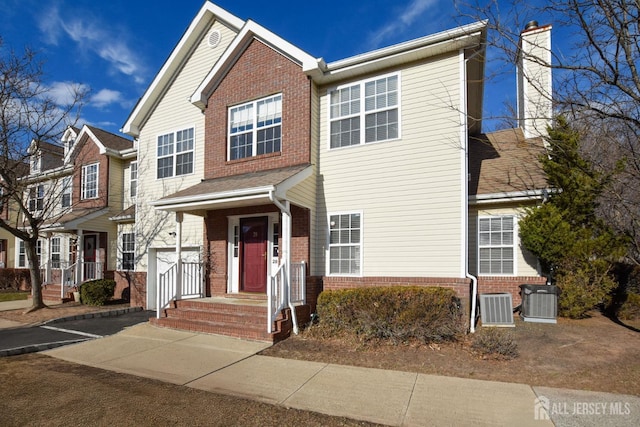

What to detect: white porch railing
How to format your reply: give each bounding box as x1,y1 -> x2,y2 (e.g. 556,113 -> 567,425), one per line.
268,261 -> 306,334
61,262 -> 77,299
156,262 -> 203,318
83,262 -> 104,281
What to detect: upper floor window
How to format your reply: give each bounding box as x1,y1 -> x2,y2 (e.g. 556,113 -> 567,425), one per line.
81,163 -> 99,200
157,128 -> 194,179
29,185 -> 44,212
329,73 -> 399,149
30,151 -> 41,173
61,177 -> 72,208
328,212 -> 362,276
478,216 -> 515,275
228,94 -> 282,160
130,162 -> 138,198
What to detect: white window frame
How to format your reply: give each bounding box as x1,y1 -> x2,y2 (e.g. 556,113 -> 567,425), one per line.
326,211 -> 363,277
478,215 -> 517,276
121,232 -> 135,271
51,237 -> 61,268
31,151 -> 41,173
228,94 -> 282,161
81,163 -> 99,200
130,161 -> 138,198
156,127 -> 195,179
18,241 -> 26,268
328,72 -> 400,150
61,176 -> 72,208
29,184 -> 45,212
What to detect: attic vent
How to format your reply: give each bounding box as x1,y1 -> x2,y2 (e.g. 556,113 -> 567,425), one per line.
479,293 -> 515,327
208,30 -> 221,48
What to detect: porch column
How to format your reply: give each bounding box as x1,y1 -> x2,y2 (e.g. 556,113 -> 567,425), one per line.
77,229 -> 83,285
45,232 -> 52,284
175,212 -> 183,299
282,201 -> 291,306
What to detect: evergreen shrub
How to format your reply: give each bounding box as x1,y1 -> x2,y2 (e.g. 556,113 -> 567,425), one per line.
316,286 -> 465,344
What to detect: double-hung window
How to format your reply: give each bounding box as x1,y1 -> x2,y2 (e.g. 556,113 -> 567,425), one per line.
18,241 -> 26,267
51,237 -> 61,268
61,177 -> 72,208
121,233 -> 135,270
81,163 -> 98,199
29,185 -> 44,212
478,216 -> 515,275
329,73 -> 399,149
328,213 -> 362,275
228,94 -> 282,160
157,128 -> 194,178
130,162 -> 138,197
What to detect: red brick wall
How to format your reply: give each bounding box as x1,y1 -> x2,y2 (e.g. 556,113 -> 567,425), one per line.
203,204 -> 311,297
204,39 -> 311,179
72,134 -> 109,210
478,276 -> 548,307
117,271 -> 147,308
323,276 -> 472,302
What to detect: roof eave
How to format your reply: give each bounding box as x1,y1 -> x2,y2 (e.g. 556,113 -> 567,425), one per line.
123,3 -> 245,136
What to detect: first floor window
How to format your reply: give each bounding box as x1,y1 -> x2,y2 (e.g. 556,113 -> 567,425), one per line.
51,237 -> 61,268
18,241 -> 25,267
82,163 -> 98,199
478,216 -> 515,275
328,213 -> 361,275
121,233 -> 135,270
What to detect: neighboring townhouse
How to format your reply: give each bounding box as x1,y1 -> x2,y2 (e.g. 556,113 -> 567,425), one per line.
123,1 -> 551,340
0,160 -> 29,276
16,125 -> 134,301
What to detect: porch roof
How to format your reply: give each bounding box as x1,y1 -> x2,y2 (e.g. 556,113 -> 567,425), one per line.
150,164 -> 313,214
109,205 -> 135,223
42,207 -> 109,231
469,128 -> 548,202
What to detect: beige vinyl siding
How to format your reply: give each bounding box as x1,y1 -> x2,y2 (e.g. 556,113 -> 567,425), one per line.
316,53 -> 465,278
469,204 -> 540,277
134,20 -> 237,271
108,158 -> 125,211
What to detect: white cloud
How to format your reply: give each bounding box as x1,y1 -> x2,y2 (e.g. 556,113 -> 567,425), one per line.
47,81 -> 89,106
36,4 -> 146,84
90,88 -> 125,108
367,0 -> 442,49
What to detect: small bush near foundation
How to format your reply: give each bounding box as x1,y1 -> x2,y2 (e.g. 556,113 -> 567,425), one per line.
472,328 -> 519,359
316,286 -> 465,344
618,293 -> 640,320
80,279 -> 116,306
557,269 -> 616,319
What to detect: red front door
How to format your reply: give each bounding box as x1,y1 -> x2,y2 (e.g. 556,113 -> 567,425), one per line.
240,217 -> 268,293
84,235 -> 97,280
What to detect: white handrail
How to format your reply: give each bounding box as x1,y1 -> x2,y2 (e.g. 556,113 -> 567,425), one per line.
268,262 -> 286,333
156,261 -> 203,319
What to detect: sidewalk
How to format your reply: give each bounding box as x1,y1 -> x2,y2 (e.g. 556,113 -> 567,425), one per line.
44,323 -> 640,426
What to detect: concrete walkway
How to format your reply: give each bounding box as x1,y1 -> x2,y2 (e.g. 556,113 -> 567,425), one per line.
43,323 -> 640,426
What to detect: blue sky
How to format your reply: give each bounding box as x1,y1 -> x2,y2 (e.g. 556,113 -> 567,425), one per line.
0,0 -> 524,136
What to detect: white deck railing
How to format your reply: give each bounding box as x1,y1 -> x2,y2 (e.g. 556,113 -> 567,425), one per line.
268,261 -> 306,334
156,262 -> 203,318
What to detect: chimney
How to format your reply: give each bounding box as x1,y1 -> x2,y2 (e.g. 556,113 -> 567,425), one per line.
517,21 -> 552,139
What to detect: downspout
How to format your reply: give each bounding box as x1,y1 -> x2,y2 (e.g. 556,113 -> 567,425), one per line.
269,190 -> 299,334
462,47 -> 482,333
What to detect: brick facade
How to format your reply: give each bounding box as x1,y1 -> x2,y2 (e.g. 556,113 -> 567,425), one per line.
204,39 -> 311,179
117,271 -> 147,309
478,275 -> 548,307
72,134 -> 110,210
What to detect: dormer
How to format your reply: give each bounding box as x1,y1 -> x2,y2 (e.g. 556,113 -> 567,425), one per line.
61,126 -> 79,161
27,140 -> 64,175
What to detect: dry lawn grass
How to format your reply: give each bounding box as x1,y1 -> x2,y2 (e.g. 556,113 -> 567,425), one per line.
262,312 -> 640,396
